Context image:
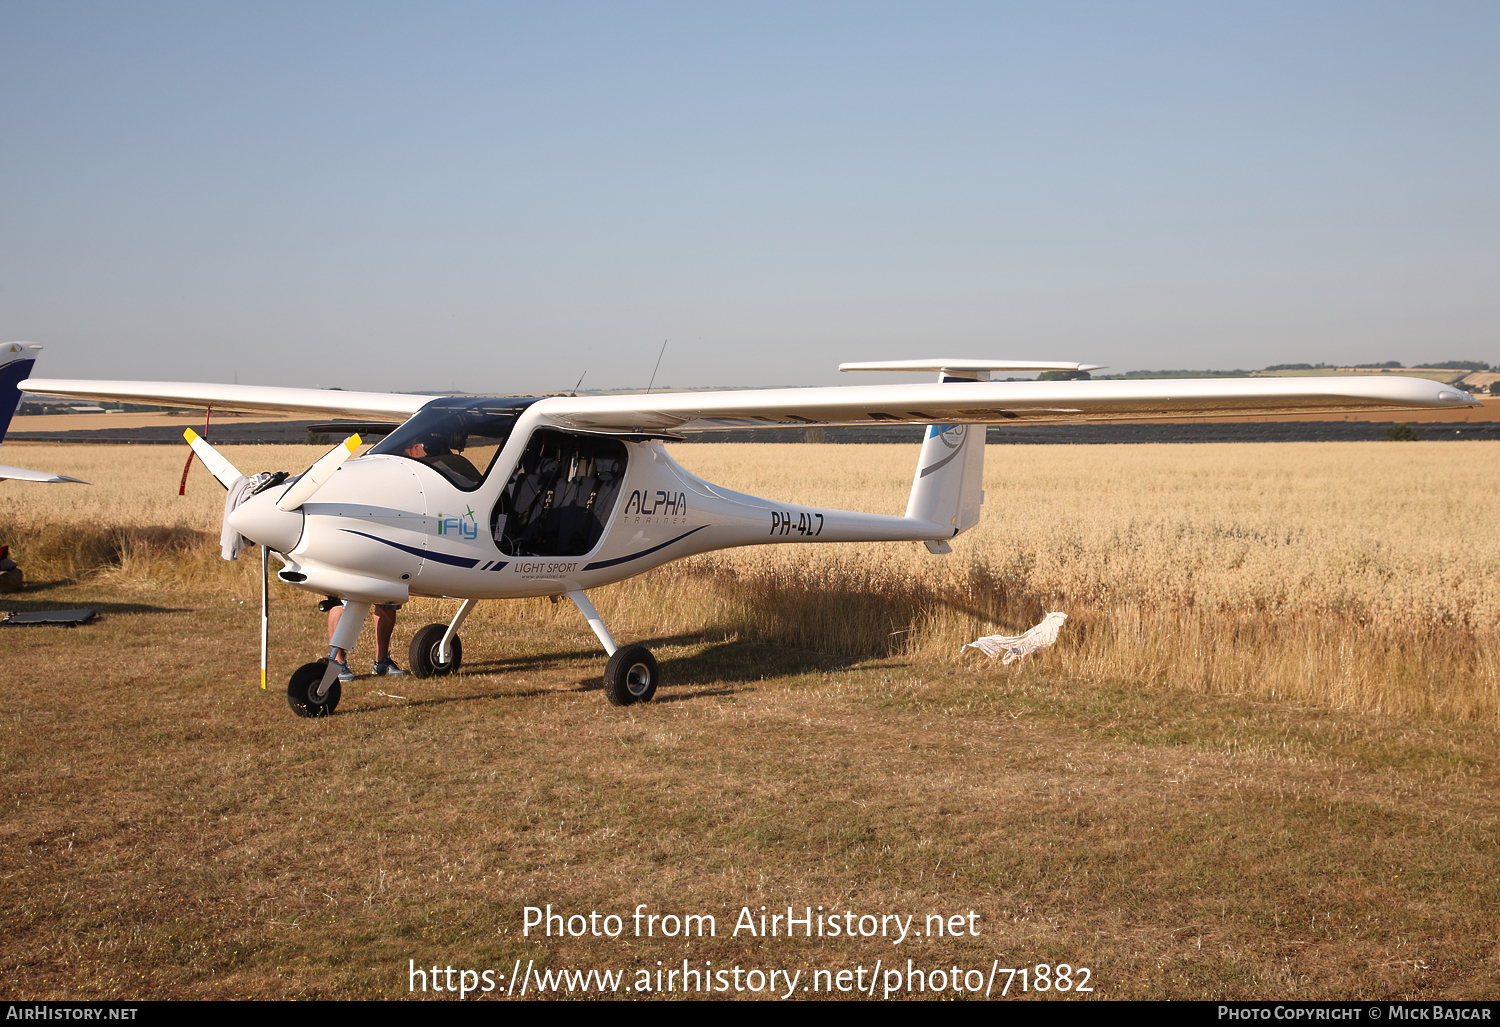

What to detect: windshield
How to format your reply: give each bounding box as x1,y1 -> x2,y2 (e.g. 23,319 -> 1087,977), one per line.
367,397 -> 538,491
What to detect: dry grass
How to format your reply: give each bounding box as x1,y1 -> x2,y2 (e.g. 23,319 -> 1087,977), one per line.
2,577 -> 1498,1000
0,444 -> 329,533
5,440 -> 1499,722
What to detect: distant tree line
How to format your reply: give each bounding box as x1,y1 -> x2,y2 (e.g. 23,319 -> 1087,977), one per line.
1095,360 -> 1493,380
1342,360 -> 1492,370
1095,369 -> 1253,379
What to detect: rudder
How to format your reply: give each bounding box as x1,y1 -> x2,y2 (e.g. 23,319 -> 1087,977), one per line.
904,421 -> 984,539
0,344 -> 41,441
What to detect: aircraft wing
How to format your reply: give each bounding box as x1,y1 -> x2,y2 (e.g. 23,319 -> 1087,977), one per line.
532,376 -> 1479,432
18,373 -> 1479,435
20,380 -> 431,421
0,462 -> 87,484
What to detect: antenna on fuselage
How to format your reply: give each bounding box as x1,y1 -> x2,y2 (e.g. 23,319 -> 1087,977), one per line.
570,370 -> 587,397
646,339 -> 667,394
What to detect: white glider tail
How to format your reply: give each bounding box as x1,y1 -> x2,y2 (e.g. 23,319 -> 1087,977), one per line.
0,343 -> 88,484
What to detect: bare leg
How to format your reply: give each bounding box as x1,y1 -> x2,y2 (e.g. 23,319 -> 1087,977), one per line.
373,606 -> 396,663
328,605 -> 347,662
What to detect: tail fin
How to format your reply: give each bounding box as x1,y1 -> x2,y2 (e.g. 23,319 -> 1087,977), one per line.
0,343 -> 41,441
0,343 -> 88,483
903,364 -> 987,545
847,360 -> 1097,550
904,421 -> 984,544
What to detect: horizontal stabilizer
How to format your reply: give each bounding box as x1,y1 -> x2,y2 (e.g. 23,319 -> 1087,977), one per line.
840,359 -> 1106,376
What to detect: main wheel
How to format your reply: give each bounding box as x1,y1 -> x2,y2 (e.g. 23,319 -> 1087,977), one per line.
287,660 -> 341,718
409,622 -> 462,678
603,645 -> 658,706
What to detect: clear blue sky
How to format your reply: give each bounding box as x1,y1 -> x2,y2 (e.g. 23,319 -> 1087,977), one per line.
2,2 -> 1496,391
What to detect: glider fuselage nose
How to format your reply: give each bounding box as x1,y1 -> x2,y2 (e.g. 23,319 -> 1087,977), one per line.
227,490 -> 304,554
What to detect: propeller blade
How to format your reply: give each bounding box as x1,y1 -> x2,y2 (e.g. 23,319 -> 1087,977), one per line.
275,434 -> 362,512
182,428 -> 244,488
260,545 -> 269,691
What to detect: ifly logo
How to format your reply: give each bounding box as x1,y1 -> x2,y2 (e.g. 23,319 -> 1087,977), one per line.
437,507 -> 479,540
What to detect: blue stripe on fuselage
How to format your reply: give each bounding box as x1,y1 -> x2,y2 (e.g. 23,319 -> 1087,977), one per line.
582,525 -> 706,571
339,528 -> 492,569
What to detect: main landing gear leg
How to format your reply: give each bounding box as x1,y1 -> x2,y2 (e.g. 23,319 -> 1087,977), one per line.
439,599 -> 475,664
410,599 -> 473,678
288,600 -> 370,717
566,589 -> 659,706
566,589 -> 616,656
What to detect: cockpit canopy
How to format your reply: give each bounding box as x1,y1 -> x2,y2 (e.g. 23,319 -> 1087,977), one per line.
367,396 -> 538,491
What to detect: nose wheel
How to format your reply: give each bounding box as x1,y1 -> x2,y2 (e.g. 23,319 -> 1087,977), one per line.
287,660 -> 342,717
603,645 -> 658,706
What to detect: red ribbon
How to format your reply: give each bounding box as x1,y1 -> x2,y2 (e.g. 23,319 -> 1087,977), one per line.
178,406 -> 212,495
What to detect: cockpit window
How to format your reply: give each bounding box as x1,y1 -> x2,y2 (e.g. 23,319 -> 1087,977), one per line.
367,397 -> 538,491
493,429 -> 629,556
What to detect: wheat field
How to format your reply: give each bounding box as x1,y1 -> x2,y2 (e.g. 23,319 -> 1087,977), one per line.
3,439 -> 1497,721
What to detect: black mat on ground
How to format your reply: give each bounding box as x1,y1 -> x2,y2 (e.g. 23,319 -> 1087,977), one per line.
0,608 -> 96,626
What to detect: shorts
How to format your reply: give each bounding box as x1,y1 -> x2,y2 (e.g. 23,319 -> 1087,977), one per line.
324,597 -> 403,612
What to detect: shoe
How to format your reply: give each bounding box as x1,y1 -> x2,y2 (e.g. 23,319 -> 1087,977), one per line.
373,659 -> 407,677
330,658 -> 355,683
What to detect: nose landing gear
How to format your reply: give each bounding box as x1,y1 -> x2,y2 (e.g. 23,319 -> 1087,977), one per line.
287,660 -> 342,717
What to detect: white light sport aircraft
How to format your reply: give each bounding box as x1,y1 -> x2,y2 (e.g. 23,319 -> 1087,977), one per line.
24,361 -> 1477,716
0,343 -> 87,484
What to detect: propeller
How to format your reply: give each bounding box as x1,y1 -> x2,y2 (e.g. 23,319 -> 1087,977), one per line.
183,427 -> 243,487
183,429 -> 364,693
275,434 -> 362,511
260,545 -> 269,690
186,428 -> 360,691
182,428 -> 268,683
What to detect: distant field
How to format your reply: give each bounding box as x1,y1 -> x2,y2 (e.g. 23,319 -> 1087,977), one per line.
9,409 -> 308,433
1252,368 -> 1474,383
1089,396 -> 1497,424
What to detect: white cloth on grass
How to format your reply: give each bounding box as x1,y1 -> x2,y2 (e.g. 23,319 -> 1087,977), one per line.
961,612 -> 1068,664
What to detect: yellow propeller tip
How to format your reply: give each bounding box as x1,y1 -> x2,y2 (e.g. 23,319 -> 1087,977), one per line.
184,428 -> 198,443
345,434 -> 362,452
